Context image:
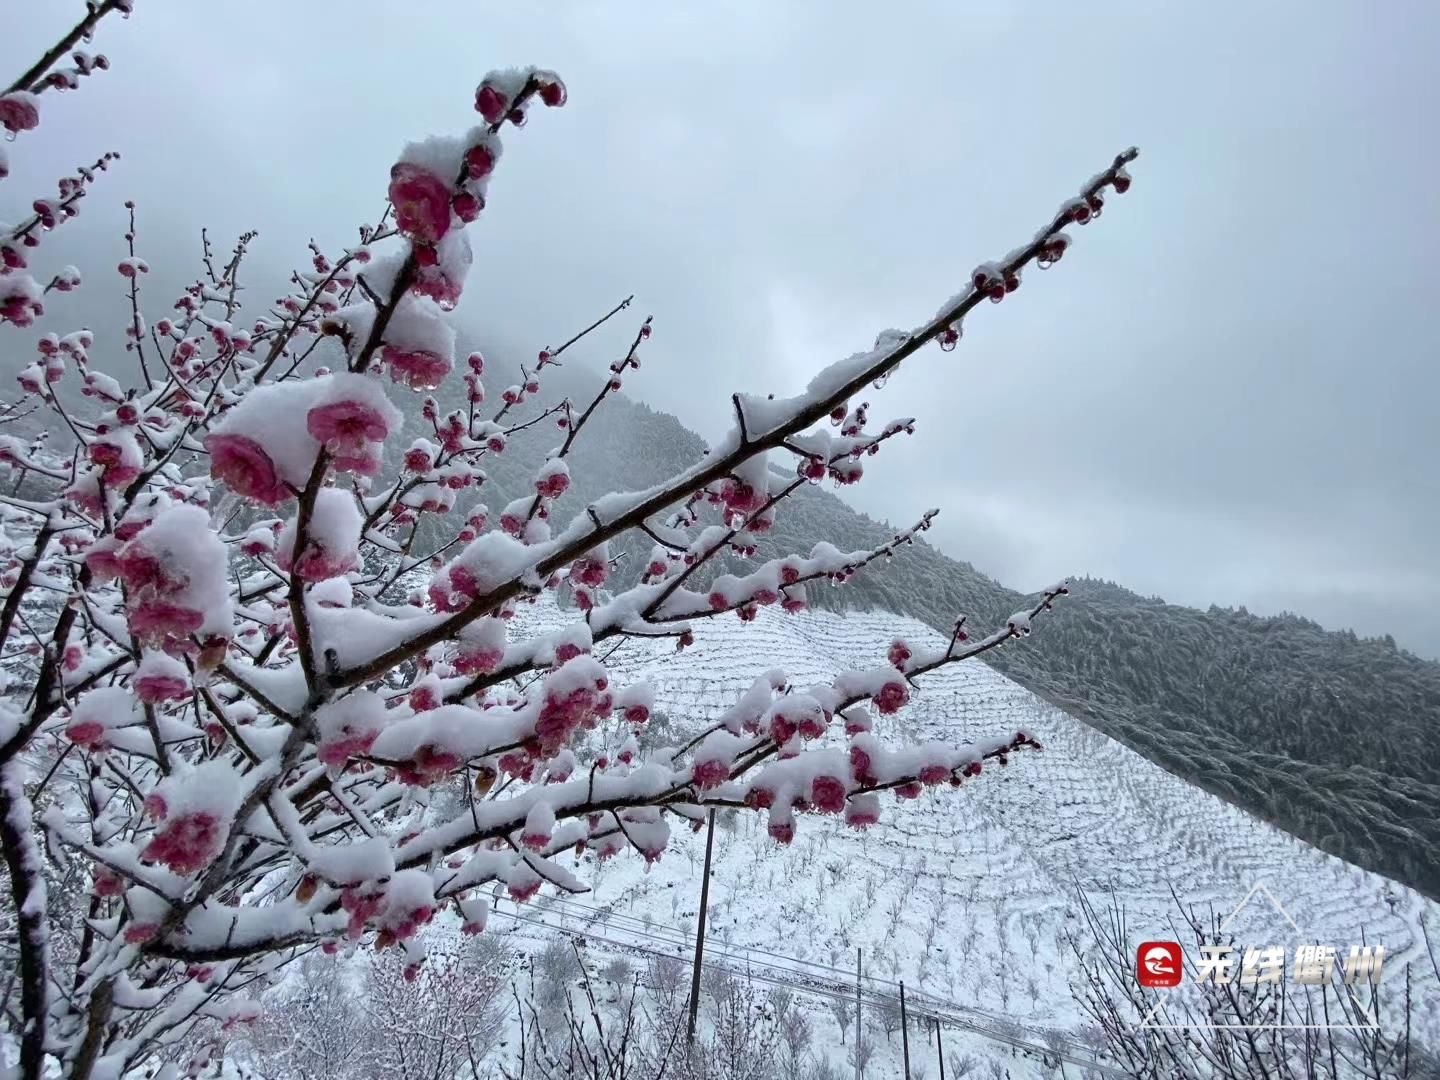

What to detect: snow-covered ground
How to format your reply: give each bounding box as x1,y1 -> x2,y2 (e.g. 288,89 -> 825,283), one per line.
478,600 -> 1440,1076
9,594 -> 1434,1078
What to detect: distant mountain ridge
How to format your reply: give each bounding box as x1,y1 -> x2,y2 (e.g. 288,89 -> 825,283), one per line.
420,354 -> 1440,900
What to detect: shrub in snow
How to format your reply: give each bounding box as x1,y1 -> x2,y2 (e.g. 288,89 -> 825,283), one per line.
0,6 -> 1136,1078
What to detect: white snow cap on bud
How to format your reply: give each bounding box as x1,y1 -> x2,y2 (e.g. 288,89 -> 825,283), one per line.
521,802 -> 556,850
453,615 -> 507,675
309,836 -> 396,887
534,457 -> 570,499
308,577 -> 353,609
134,650 -> 190,704
717,670 -> 787,734
239,523 -> 276,556
383,293 -> 455,359
505,858 -> 542,902
691,730 -> 747,788
395,134 -> 468,190
125,505 -> 234,642
314,690 -> 388,770
459,894 -> 490,934
616,682 -> 655,720
845,792 -> 882,829
278,487 -> 361,581
64,685 -> 138,748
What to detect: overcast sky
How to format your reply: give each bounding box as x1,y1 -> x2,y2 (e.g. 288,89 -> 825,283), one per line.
5,2 -> 1437,658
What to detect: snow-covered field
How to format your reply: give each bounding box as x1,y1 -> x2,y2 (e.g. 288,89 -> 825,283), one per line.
478,601 -> 1440,1076
9,594 -> 1434,1078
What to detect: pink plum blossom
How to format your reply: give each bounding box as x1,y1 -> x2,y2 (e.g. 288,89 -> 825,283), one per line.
691,758 -> 730,789
0,92 -> 39,133
887,638 -> 911,669
204,433 -> 289,505
382,345 -> 451,391
135,671 -> 190,704
453,645 -> 503,676
87,440 -> 140,486
811,774 -> 848,814
474,84 -> 508,123
872,678 -> 910,715
128,600 -> 205,646
387,163 -> 452,244
307,399 -> 390,451
316,729 -> 377,769
141,811 -> 225,876
65,719 -> 108,751
918,763 -> 951,786
412,263 -> 464,309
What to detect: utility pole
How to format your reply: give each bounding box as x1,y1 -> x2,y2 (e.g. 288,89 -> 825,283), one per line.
935,1017 -> 945,1079
899,981 -> 912,1079
685,807 -> 717,1043
854,948 -> 863,1080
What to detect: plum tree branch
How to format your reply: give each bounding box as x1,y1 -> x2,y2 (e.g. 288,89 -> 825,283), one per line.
328,147 -> 1138,689
6,0 -> 123,96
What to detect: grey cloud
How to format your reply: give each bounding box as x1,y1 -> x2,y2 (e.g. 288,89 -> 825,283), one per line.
3,1 -> 1436,655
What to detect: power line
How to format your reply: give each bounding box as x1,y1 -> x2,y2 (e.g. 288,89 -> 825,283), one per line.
491,898 -> 1126,1077
526,890 -> 1077,1044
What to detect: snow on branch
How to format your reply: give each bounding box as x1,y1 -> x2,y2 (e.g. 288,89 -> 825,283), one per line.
0,6 -> 1137,1073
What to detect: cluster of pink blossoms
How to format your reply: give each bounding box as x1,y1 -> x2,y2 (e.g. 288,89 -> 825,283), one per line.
427,562 -> 483,613
316,727 -> 377,769
64,716 -> 109,752
393,744 -> 464,787
383,68 -> 565,320
339,885 -> 384,939
206,378 -> 398,504
140,805 -> 225,876
89,534 -> 202,647
0,275 -> 44,328
534,677 -> 609,754
452,643 -> 504,676
278,544 -> 358,583
86,431 -> 142,488
872,677 -> 910,714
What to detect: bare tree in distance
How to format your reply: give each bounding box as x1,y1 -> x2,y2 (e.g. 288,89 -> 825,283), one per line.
1067,886 -> 1440,1079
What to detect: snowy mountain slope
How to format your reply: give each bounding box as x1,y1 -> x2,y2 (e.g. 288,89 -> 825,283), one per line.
425,359 -> 1440,903
494,600 -> 1440,1058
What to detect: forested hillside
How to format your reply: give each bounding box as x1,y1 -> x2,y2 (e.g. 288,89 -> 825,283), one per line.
421,354 -> 1440,899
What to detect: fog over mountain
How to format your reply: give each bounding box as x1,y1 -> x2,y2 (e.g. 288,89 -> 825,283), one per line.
397,355 -> 1440,902
4,0 -> 1438,659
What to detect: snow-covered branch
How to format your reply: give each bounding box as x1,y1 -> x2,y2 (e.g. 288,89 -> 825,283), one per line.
0,6 -> 1137,1074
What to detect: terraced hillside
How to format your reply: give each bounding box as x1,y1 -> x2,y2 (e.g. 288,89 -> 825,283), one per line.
482,600 -> 1440,1075
411,354 -> 1440,901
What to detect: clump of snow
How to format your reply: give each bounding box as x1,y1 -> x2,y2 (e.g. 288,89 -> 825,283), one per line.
309,837 -> 395,886
64,685 -> 139,750
139,761 -> 245,876
278,487 -> 362,581
102,504 -> 233,650
429,530 -> 542,613
134,651 -> 191,704
315,690 -> 389,770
